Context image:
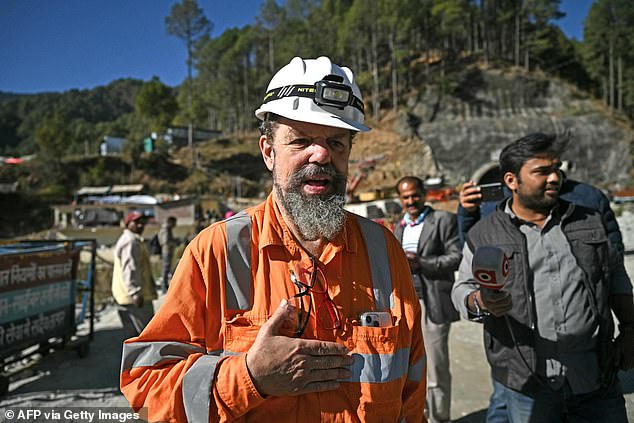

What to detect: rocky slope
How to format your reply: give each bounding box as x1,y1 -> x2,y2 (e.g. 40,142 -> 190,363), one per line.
351,65 -> 633,194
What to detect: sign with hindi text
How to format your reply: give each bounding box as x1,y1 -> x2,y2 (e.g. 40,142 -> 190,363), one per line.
0,247 -> 79,357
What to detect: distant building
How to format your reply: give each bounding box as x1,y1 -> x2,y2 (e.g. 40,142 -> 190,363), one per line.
163,127 -> 222,146
100,136 -> 126,156
53,184 -> 197,229
75,184 -> 145,204
1,155 -> 35,165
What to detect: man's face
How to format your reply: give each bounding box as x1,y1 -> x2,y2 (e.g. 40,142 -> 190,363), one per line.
260,117 -> 352,241
509,155 -> 562,213
397,180 -> 426,219
128,219 -> 146,235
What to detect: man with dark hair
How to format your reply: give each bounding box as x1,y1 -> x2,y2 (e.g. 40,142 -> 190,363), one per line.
394,175 -> 461,423
458,177 -> 624,255
498,133 -> 568,177
120,56 -> 426,423
458,133 -> 624,255
457,135 -> 626,423
111,211 -> 157,338
452,133 -> 634,422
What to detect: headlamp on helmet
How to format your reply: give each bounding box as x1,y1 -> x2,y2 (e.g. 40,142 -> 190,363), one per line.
261,75 -> 364,114
315,75 -> 353,109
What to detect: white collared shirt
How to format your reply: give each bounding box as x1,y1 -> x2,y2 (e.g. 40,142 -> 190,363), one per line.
402,222 -> 424,253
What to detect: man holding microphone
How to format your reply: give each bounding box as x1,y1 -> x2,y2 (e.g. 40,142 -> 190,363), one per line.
452,133 -> 634,422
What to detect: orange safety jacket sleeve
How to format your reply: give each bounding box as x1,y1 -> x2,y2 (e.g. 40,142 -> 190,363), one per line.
120,224 -> 264,422
120,204 -> 427,423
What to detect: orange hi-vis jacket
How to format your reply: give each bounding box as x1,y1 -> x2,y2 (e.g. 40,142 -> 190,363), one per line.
120,194 -> 426,423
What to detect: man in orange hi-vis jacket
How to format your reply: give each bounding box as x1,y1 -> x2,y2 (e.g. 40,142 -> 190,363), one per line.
120,56 -> 427,423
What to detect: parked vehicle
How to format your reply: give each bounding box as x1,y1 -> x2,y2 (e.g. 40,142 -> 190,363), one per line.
344,198 -> 402,229
74,208 -> 121,227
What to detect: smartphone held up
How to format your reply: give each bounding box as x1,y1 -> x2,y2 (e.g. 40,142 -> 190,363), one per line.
478,182 -> 505,202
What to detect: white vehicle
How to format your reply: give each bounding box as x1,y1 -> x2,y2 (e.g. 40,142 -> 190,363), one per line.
344,198 -> 402,222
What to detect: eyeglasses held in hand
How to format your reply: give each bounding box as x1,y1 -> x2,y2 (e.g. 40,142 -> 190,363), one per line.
289,256 -> 341,337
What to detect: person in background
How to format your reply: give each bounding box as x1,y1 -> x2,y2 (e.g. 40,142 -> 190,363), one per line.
452,133 -> 634,423
119,56 -> 426,423
394,175 -> 461,423
457,149 -> 626,423
158,216 -> 178,292
111,211 -> 157,339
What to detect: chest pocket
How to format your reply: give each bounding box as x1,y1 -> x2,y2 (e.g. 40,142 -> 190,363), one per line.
347,323 -> 401,375
223,314 -> 265,354
566,226 -> 608,279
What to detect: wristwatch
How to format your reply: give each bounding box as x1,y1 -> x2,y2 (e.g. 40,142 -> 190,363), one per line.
466,291 -> 490,320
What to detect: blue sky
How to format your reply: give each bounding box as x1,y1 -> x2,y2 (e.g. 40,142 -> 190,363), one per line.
0,0 -> 595,94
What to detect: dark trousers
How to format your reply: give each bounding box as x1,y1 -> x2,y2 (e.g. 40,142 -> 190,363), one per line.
161,253 -> 173,291
492,379 -> 628,423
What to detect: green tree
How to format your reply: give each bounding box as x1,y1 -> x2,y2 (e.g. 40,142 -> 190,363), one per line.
339,0 -> 381,120
521,0 -> 563,70
0,111 -> 21,154
135,77 -> 178,132
195,28 -> 251,133
583,0 -> 634,111
165,0 -> 211,163
35,113 -> 70,164
33,112 -> 73,193
257,0 -> 285,74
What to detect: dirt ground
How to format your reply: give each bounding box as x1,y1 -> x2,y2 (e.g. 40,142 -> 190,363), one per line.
2,214 -> 634,422
2,288 -> 634,422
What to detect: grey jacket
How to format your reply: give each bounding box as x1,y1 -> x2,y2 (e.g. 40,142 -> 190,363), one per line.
457,199 -> 625,393
394,208 -> 462,324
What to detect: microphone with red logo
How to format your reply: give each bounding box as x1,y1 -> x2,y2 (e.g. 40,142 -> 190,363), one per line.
472,246 -> 512,316
472,246 -> 509,290
473,247 -> 546,381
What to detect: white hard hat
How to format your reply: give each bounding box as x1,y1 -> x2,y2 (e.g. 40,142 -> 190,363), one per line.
255,56 -> 370,132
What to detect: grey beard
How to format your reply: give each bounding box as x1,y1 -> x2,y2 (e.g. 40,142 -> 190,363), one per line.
274,164 -> 347,241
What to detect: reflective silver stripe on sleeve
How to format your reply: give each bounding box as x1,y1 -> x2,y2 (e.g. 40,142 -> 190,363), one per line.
182,354 -> 220,423
407,356 -> 426,383
225,211 -> 252,310
356,217 -> 394,310
122,343 -> 243,423
121,341 -> 206,372
345,348 -> 410,383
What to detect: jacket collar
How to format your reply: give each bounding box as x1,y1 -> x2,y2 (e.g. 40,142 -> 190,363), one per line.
400,206 -> 431,227
501,197 -> 574,226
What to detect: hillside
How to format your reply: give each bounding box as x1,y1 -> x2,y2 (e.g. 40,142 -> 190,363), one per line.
348,65 -> 634,194
179,64 -> 633,199
2,64 -> 633,208
0,91 -> 25,102
0,79 -> 143,155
